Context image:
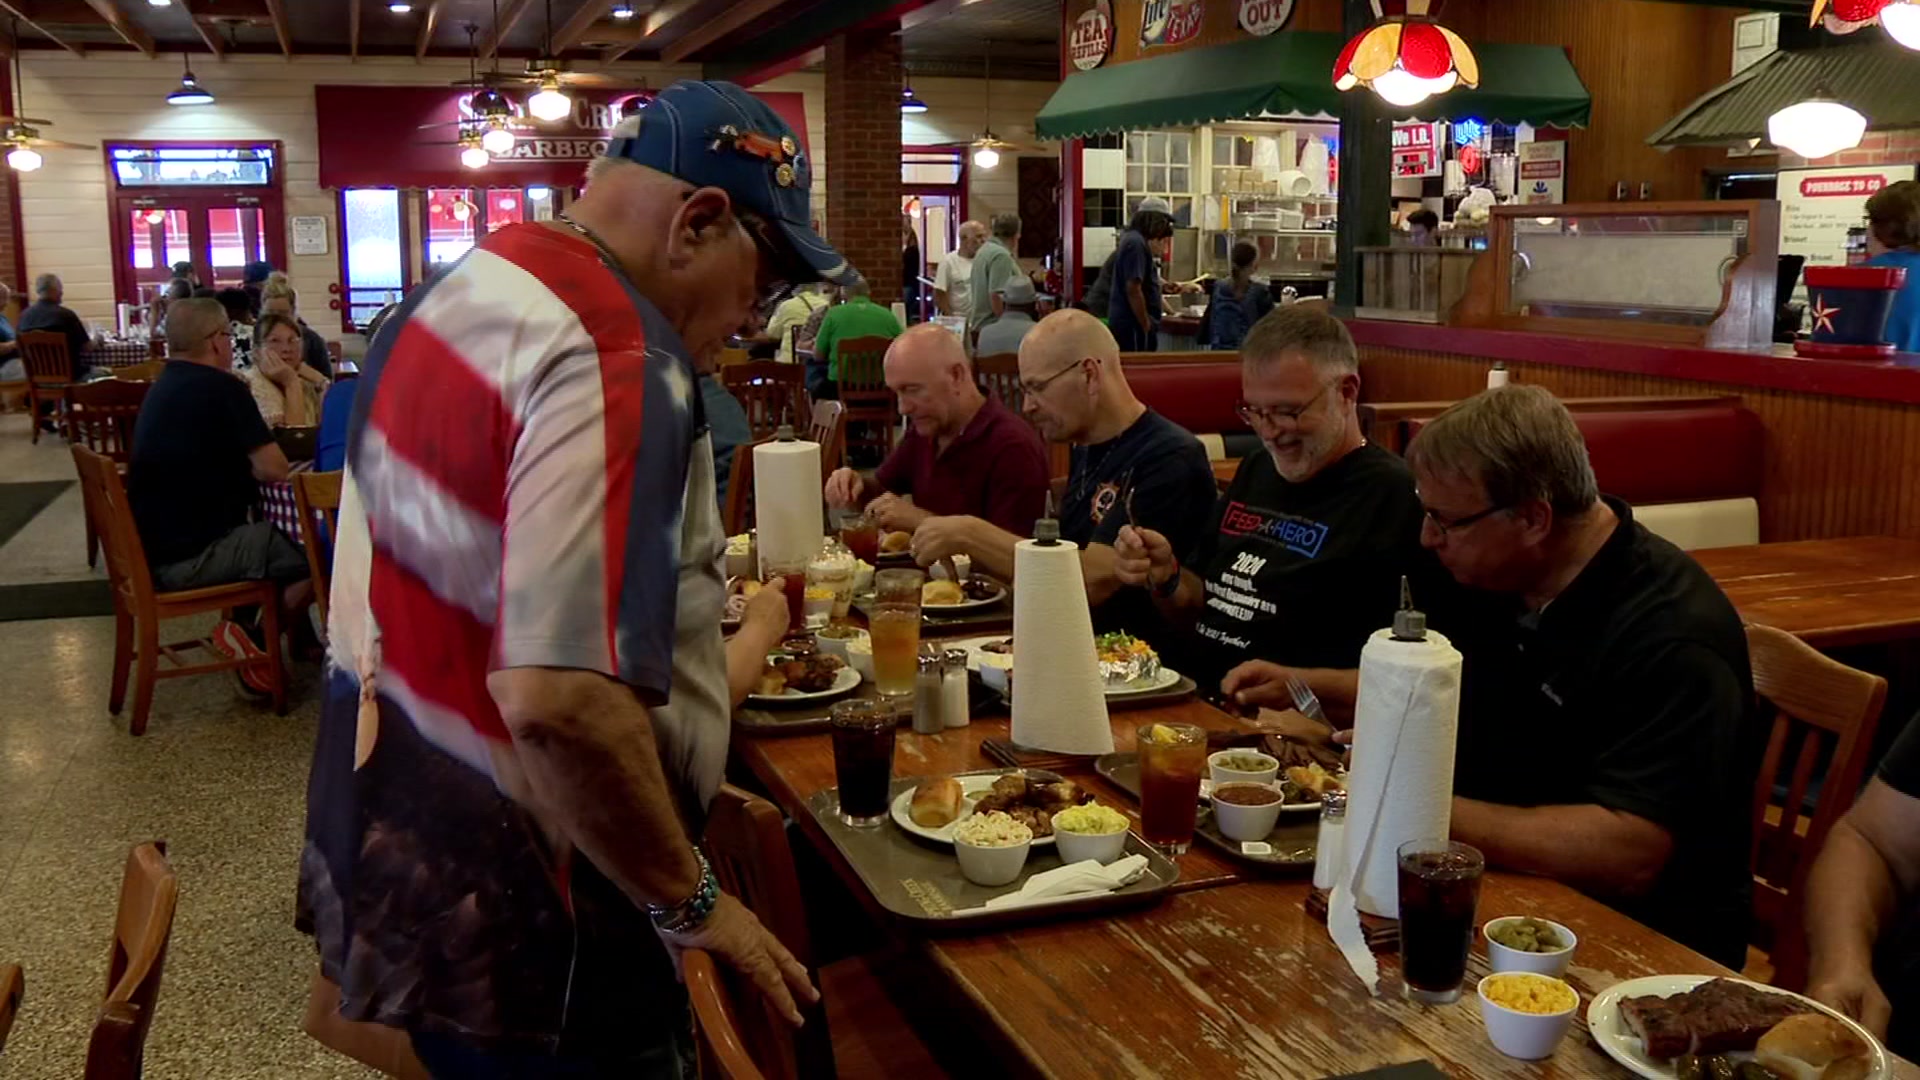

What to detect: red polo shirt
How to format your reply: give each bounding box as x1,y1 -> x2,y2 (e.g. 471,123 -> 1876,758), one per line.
873,395 -> 1050,536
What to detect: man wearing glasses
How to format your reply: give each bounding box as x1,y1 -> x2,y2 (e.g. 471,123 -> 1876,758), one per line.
1406,385 -> 1756,969
1112,306 -> 1424,717
303,81 -> 839,1074
907,310 -> 1213,652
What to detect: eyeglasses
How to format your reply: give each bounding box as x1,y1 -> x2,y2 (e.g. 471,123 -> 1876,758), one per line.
1019,357 -> 1091,397
1236,382 -> 1331,429
1421,502 -> 1512,537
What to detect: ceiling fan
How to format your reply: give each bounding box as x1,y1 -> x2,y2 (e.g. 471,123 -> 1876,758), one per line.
2,22 -> 93,172
420,20 -> 528,156
446,0 -> 636,117
928,45 -> 1046,169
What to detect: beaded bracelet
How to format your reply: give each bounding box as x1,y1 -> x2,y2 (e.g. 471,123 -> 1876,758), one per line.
648,849 -> 719,936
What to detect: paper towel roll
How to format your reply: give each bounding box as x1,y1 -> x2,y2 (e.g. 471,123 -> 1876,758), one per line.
1009,538 -> 1113,755
1341,628 -> 1463,918
751,439 -> 823,572
1274,169 -> 1313,198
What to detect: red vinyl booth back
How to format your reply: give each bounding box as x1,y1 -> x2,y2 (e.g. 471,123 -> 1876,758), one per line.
1404,404 -> 1763,505
1126,362 -> 1246,437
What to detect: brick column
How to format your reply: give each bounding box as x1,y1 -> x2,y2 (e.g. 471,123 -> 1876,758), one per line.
824,25 -> 903,307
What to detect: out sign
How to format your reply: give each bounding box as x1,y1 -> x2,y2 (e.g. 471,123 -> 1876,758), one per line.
1238,0 -> 1295,35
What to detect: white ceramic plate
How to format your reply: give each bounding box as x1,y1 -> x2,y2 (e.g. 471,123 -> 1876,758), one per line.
1585,974 -> 1890,1080
1197,777 -> 1338,813
1104,665 -> 1184,697
745,664 -> 861,707
890,771 -> 1058,848
948,636 -> 1184,698
921,580 -> 1008,613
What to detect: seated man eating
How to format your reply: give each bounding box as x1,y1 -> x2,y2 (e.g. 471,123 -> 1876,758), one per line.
908,310 -> 1215,651
823,323 -> 1049,537
1112,306 -> 1425,717
1409,385 -> 1758,969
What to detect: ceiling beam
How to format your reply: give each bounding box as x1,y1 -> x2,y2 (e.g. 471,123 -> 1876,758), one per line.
183,2 -> 228,59
662,0 -> 786,62
599,0 -> 696,63
0,1 -> 85,56
414,0 -> 444,59
480,0 -> 532,59
349,0 -> 359,60
547,0 -> 615,54
261,0 -> 292,57
81,0 -> 155,56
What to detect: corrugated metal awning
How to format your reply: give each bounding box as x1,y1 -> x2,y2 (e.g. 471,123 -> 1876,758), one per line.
1034,31 -> 1591,140
1648,41 -> 1920,148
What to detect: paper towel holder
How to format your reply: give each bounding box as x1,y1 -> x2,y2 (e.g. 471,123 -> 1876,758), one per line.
1389,576 -> 1427,642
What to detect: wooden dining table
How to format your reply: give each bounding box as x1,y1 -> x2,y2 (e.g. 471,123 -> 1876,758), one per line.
732,696 -> 1920,1078
1694,536 -> 1920,649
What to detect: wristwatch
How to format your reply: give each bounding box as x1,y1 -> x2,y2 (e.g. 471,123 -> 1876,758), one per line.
1152,562 -> 1181,598
647,849 -> 720,936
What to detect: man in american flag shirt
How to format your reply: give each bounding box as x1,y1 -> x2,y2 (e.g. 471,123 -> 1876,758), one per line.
301,81 -> 854,1075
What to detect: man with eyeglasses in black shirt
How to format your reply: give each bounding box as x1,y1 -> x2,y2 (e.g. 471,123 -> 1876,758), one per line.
1113,306 -> 1425,721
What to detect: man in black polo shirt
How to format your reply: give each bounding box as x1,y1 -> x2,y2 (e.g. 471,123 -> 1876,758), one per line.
1806,715 -> 1920,1057
130,297 -> 311,692
17,272 -> 92,381
1408,385 -> 1757,969
1113,306 -> 1425,716
907,310 -> 1215,653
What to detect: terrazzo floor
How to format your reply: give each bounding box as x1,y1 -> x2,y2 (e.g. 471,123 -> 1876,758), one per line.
0,415 -> 377,1077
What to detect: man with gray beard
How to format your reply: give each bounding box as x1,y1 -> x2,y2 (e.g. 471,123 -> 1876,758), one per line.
1113,306 -> 1424,720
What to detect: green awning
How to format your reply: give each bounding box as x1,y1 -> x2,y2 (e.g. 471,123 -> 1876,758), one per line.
1649,41 -> 1920,148
1033,31 -> 1591,139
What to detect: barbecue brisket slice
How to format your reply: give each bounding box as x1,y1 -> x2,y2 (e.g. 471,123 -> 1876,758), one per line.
1618,979 -> 1812,1060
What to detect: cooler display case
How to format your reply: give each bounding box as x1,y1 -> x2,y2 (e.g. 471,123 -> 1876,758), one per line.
1451,200 -> 1782,350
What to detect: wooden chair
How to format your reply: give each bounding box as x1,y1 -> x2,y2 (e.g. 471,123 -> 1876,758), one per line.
0,962 -> 20,1052
704,784 -> 946,1080
685,949 -> 769,1080
67,380 -> 150,569
807,399 -> 845,480
19,330 -> 75,444
84,841 -> 178,1080
722,361 -> 810,440
71,446 -> 286,734
1746,623 -> 1888,992
835,335 -> 898,464
111,360 -> 165,383
724,436 -> 771,539
293,471 -> 343,629
974,351 -> 1023,414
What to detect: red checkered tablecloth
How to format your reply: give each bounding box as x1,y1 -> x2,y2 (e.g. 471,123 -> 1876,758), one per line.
92,339 -> 157,368
258,463 -> 319,545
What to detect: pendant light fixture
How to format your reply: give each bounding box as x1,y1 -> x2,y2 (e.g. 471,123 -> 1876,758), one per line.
1332,0 -> 1478,109
459,132 -> 490,170
5,146 -> 40,172
900,85 -> 928,114
1810,0 -> 1920,48
525,1 -> 571,122
166,52 -> 213,106
1884,2 -> 1920,47
611,2 -> 635,18
1768,85 -> 1868,160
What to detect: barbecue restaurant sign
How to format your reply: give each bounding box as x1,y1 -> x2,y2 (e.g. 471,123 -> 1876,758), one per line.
1238,0 -> 1295,36
1141,0 -> 1204,48
1071,1 -> 1114,70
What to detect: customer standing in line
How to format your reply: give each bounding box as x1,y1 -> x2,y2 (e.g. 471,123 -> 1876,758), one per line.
1866,180 -> 1920,353
933,219 -> 986,317
967,212 -> 1023,330
1108,198 -> 1175,353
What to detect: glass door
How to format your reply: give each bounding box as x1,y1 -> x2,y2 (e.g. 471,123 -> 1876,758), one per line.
124,202 -> 192,305
106,142 -> 284,308
204,203 -> 269,289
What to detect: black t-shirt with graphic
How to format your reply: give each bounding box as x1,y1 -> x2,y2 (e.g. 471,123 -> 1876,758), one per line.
1181,442 -> 1425,689
1059,408 -> 1216,652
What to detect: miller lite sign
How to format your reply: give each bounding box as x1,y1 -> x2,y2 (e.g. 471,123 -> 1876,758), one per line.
1141,0 -> 1204,48
1238,0 -> 1295,36
1070,0 -> 1115,70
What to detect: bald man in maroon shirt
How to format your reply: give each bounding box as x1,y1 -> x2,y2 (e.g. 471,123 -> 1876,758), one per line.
824,324 -> 1049,536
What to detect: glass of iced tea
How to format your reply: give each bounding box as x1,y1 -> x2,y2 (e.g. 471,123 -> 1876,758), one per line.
764,559 -> 810,633
837,509 -> 880,564
1136,722 -> 1208,855
830,697 -> 897,826
1396,839 -> 1485,1004
869,568 -> 924,703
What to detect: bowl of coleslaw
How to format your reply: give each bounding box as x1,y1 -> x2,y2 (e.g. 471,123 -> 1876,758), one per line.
952,811 -> 1033,886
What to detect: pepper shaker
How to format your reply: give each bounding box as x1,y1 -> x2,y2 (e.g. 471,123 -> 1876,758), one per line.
1312,788 -> 1349,892
912,649 -> 946,734
940,648 -> 971,728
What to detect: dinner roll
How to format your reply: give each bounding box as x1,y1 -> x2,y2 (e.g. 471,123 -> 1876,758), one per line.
881,530 -> 913,554
1754,1013 -> 1872,1080
922,579 -> 964,606
909,777 -> 966,828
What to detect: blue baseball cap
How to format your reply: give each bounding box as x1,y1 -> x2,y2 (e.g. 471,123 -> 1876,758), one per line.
605,79 -> 855,287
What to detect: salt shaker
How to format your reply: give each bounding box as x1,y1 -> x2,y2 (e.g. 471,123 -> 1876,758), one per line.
940,648 -> 971,728
912,650 -> 946,734
1312,788 -> 1349,891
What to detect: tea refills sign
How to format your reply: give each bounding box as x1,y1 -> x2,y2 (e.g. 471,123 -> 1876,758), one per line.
1141,0 -> 1204,48
1238,0 -> 1295,35
1071,0 -> 1115,70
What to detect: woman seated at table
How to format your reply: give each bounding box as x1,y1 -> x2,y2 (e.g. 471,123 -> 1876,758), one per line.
247,313 -> 329,428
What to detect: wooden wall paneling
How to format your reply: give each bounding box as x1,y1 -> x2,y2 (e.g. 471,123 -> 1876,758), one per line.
1356,345 -> 1920,544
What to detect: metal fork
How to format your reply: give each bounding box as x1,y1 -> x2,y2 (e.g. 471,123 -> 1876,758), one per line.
1121,467 -> 1139,530
1287,675 -> 1327,724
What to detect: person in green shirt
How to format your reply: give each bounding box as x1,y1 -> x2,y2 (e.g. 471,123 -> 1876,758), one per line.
967,212 -> 1022,330
808,276 -> 903,399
